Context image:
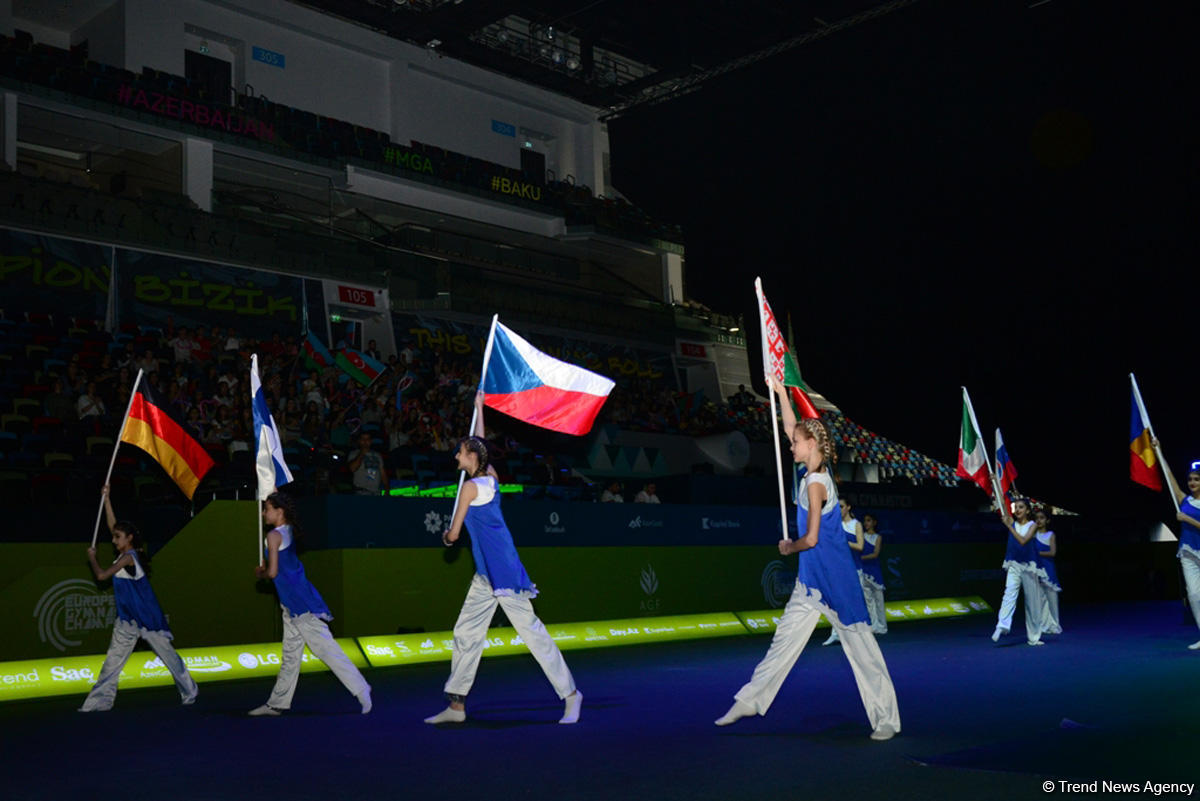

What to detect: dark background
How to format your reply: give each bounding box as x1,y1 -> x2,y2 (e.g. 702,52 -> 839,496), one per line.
609,0 -> 1195,522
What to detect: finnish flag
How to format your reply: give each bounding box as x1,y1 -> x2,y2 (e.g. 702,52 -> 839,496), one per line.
251,354 -> 294,499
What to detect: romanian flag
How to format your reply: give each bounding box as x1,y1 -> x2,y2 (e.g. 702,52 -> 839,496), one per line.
755,278 -> 819,420
483,320 -> 614,436
336,346 -> 385,386
119,380 -> 214,499
1130,379 -> 1162,491
302,330 -> 335,369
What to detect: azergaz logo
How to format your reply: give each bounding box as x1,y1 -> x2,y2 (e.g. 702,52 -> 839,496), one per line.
544,511 -> 565,534
34,579 -> 116,652
760,560 -> 796,608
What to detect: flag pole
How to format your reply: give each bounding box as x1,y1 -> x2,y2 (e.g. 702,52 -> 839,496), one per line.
1131,372 -> 1179,513
92,369 -> 144,548
756,278 -> 791,542
448,315 -> 500,531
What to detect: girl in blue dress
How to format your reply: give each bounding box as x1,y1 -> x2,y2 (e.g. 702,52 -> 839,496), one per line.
425,392 -> 581,724
860,513 -> 888,635
716,379 -> 900,740
990,498 -> 1045,645
1155,440 -> 1200,650
249,492 -> 372,715
821,499 -> 865,646
79,484 -> 198,712
1034,509 -> 1062,635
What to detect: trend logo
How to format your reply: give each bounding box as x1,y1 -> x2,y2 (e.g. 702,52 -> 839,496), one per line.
640,564 -> 659,595
34,579 -> 115,652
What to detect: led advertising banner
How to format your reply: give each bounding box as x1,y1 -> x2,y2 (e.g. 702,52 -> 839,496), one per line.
0,638 -> 366,702
358,612 -> 747,668
734,595 -> 993,634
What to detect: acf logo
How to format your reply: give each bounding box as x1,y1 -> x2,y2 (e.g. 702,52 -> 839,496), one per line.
34,579 -> 115,652
760,560 -> 796,608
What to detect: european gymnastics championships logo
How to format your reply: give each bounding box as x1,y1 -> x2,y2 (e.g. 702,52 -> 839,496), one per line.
34,579 -> 115,652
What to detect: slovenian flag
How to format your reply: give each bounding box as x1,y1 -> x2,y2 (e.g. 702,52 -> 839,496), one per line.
1129,378 -> 1162,491
995,427 -> 1018,499
119,378 -> 214,499
483,321 -> 614,436
251,354 -> 293,500
302,330 -> 335,369
336,346 -> 385,386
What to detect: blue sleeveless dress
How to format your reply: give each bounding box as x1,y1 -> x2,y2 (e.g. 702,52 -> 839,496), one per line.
861,533 -> 885,589
1002,520 -> 1039,572
112,551 -> 170,633
795,472 -> 870,626
268,525 -> 333,620
466,476 -> 538,597
843,519 -> 863,572
1035,531 -> 1060,590
1179,497 -> 1200,561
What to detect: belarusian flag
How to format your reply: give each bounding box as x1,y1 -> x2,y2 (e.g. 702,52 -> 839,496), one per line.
956,387 -> 992,494
755,278 -> 819,419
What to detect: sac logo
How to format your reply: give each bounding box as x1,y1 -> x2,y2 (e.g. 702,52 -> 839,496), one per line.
33,579 -> 116,652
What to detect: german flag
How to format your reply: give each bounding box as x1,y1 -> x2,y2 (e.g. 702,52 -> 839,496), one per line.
120,381 -> 214,498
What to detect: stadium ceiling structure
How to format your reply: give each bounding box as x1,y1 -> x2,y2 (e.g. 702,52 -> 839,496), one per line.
297,0 -> 919,119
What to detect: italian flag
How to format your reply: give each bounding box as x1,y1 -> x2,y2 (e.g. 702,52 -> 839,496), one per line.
956,387 -> 992,494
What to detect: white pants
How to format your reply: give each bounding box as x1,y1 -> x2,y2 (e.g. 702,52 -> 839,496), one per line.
1040,583 -> 1062,634
79,619 -> 197,711
996,565 -> 1044,643
266,609 -> 370,709
861,575 -> 888,634
444,574 -> 576,700
733,582 -> 900,734
1182,550 -> 1200,632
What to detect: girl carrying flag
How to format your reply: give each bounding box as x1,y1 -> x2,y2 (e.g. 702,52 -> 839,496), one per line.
1154,438 -> 1200,650
79,485 -> 198,712
990,499 -> 1045,646
425,392 -> 582,725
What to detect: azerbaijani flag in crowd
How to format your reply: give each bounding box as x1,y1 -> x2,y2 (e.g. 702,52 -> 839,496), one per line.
1129,376 -> 1162,491
483,320 -> 614,436
995,427 -> 1018,499
119,378 -> 214,499
754,278 -> 819,420
956,387 -> 992,495
302,329 -> 335,369
251,355 -> 293,500
336,346 -> 386,386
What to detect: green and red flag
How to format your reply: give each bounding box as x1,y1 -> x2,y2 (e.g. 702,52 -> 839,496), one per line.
956,387 -> 992,495
119,380 -> 214,499
755,279 -> 819,419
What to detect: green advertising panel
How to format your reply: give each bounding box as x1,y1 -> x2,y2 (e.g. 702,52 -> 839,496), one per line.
734,595 -> 992,634
0,638 -> 366,702
358,611 -> 746,668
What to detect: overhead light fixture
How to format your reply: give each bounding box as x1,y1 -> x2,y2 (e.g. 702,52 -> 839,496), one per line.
427,38 -> 441,48
729,327 -> 739,333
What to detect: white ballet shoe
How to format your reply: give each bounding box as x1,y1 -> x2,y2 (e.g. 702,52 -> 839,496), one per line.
1187,639 -> 1200,650
424,706 -> 466,724
559,691 -> 582,724
870,725 -> 897,741
715,700 -> 755,726
248,704 -> 281,716
821,631 -> 839,646
358,688 -> 372,715
991,626 -> 1007,642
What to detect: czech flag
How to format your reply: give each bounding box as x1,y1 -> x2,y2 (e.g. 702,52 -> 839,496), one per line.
483,321 -> 614,436
119,378 -> 214,499
251,354 -> 293,500
1130,382 -> 1162,491
995,427 -> 1018,499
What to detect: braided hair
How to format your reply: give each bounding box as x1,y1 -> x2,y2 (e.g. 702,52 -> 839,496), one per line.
456,436 -> 490,478
265,490 -> 303,543
795,417 -> 838,480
